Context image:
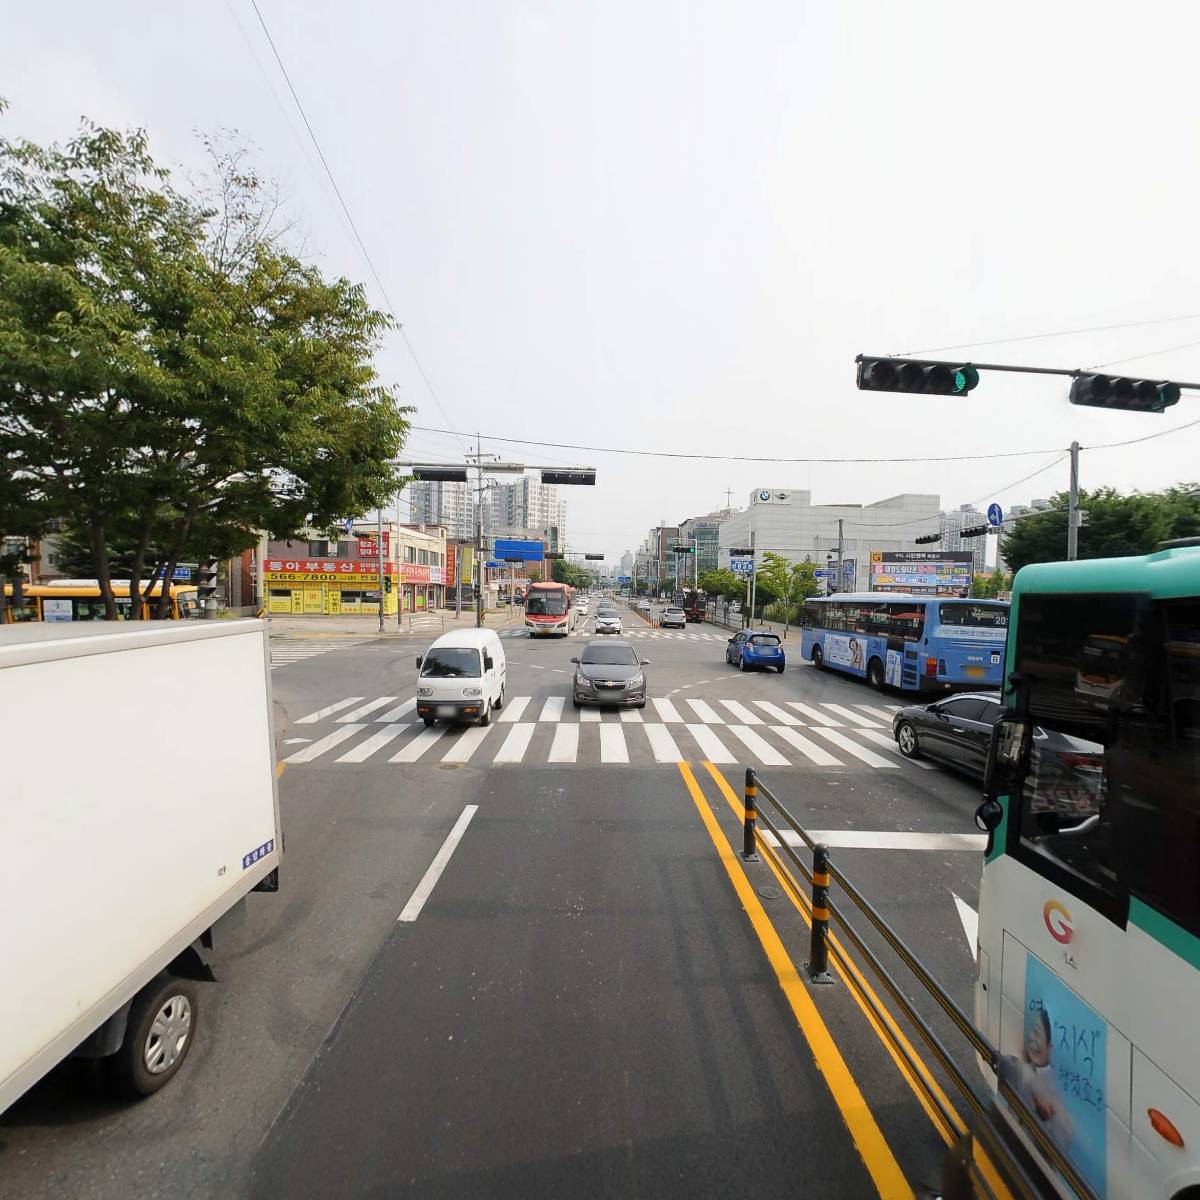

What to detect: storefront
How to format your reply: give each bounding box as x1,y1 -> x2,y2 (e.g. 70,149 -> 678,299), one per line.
263,558 -> 399,616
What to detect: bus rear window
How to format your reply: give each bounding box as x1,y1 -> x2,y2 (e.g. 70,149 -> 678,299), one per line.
938,603 -> 1009,629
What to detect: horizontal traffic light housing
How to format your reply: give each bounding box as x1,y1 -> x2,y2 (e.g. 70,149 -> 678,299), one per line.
541,469 -> 596,486
857,357 -> 980,396
409,465 -> 469,482
1069,374 -> 1181,414
914,533 -> 941,544
958,525 -> 991,538
584,553 -> 604,560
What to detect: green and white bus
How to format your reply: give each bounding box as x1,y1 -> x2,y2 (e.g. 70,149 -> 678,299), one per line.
975,539 -> 1200,1199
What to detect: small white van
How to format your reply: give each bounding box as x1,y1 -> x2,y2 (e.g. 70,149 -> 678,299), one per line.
415,628 -> 506,727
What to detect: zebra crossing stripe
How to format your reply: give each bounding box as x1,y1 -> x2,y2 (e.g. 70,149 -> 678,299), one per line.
337,725 -> 408,762
599,725 -> 629,763
786,702 -> 842,726
809,727 -> 897,768
579,706 -> 601,722
854,705 -> 896,721
539,696 -> 565,721
651,698 -> 684,723
752,700 -> 802,726
337,696 -> 398,723
548,724 -> 579,762
494,722 -> 537,763
854,728 -> 936,769
820,703 -> 878,727
389,726 -> 445,763
684,723 -> 737,763
643,723 -> 682,762
725,724 -> 789,766
296,697 -> 364,725
500,696 -> 531,722
441,723 -> 494,763
769,726 -> 842,766
620,707 -> 644,723
285,725 -> 364,762
684,698 -> 722,723
718,699 -> 762,726
376,699 -> 416,722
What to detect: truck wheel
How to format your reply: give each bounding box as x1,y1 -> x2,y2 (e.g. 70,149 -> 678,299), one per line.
494,685 -> 505,710
867,657 -> 885,690
479,703 -> 492,727
111,974 -> 198,1098
422,715 -> 436,727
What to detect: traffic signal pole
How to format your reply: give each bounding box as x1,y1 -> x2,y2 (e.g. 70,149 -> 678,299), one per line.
1067,441 -> 1081,561
376,506 -> 385,634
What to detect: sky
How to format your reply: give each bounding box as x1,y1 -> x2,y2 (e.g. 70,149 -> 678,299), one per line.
6,2 -> 1200,565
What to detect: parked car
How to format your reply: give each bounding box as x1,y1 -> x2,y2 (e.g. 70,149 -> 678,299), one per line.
726,630 -> 785,673
661,606 -> 687,629
571,639 -> 650,708
595,610 -> 622,634
892,693 -> 1105,807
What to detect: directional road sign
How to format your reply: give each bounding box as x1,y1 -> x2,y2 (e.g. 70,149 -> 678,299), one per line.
987,503 -> 1004,527
730,557 -> 754,575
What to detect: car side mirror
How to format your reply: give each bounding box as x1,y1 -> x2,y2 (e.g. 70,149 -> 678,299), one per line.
484,656 -> 494,671
640,658 -> 651,665
728,637 -> 736,643
415,655 -> 423,669
570,656 -> 579,664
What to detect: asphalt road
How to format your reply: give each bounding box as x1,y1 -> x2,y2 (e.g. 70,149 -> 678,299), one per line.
2,601 -> 988,1199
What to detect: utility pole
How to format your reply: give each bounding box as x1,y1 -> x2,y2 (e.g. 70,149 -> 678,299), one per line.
1067,440 -> 1081,561
395,491 -> 403,632
376,506 -> 385,634
474,433 -> 484,629
836,518 -> 845,593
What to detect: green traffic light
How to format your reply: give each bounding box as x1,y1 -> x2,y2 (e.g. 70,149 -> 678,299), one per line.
952,365 -> 979,395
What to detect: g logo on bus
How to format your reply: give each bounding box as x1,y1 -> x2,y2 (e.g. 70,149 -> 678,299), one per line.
1043,900 -> 1073,944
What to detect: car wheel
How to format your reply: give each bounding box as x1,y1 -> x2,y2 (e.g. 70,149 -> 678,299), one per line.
811,645 -> 824,669
572,696 -> 581,709
896,721 -> 920,759
109,974 -> 198,1098
738,654 -> 747,671
776,664 -> 785,674
479,704 -> 491,727
636,700 -> 646,709
867,657 -> 885,690
422,715 -> 436,727
494,685 -> 505,710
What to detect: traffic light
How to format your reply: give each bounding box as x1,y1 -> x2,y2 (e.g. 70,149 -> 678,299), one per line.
958,525 -> 991,539
856,357 -> 980,396
914,533 -> 941,544
672,544 -> 693,554
197,559 -> 218,613
545,551 -> 565,560
384,576 -> 393,594
584,553 -> 604,560
1069,374 -> 1181,414
728,547 -> 753,556
541,469 -> 596,486
409,465 -> 469,482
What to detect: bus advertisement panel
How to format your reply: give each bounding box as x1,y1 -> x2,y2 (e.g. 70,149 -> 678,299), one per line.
870,550 -> 974,596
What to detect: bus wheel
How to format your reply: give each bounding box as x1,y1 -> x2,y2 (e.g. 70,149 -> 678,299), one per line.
867,657 -> 885,690
811,645 -> 824,669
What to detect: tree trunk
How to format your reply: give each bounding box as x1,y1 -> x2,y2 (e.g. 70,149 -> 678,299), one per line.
85,518 -> 118,620
126,525 -> 153,620
0,569 -> 8,623
154,511 -> 194,619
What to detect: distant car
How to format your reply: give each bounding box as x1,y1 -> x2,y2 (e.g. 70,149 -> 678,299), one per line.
595,611 -> 622,634
726,630 -> 785,673
576,602 -> 589,617
892,694 -> 1105,807
661,606 -> 686,629
571,639 -> 649,708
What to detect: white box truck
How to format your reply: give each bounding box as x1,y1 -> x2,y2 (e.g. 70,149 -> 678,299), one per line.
0,619 -> 282,1112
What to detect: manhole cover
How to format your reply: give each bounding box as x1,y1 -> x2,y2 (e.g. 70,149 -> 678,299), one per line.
757,886 -> 781,900
437,763 -> 460,771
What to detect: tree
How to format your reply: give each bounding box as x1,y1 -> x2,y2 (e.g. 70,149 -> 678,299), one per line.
754,552 -> 791,611
973,568 -> 1010,599
698,568 -> 743,602
551,559 -> 591,591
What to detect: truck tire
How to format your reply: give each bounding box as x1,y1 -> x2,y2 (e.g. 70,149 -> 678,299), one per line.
111,973 -> 198,1098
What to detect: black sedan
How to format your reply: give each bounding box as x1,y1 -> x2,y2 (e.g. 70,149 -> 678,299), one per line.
571,639 -> 649,708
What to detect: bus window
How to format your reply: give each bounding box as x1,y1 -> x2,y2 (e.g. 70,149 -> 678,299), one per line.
937,602 -> 1009,629
886,604 -> 925,641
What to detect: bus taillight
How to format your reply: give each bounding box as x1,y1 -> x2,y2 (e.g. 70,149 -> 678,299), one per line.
925,657 -> 938,677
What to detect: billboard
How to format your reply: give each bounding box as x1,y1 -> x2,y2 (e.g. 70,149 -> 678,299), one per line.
869,550 -> 973,596
357,533 -> 390,558
493,538 -> 544,562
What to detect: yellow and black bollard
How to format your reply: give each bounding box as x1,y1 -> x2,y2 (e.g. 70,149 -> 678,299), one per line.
806,842 -> 834,984
742,767 -> 759,861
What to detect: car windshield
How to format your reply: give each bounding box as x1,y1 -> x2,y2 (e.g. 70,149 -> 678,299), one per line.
420,647 -> 481,677
581,645 -> 638,666
938,603 -> 1009,628
527,592 -> 566,616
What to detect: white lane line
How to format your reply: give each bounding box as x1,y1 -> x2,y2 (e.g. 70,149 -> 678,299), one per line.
398,804 -> 479,922
685,698 -> 723,723
786,702 -> 842,726
538,696 -> 565,722
285,725 -> 365,762
579,706 -> 601,722
499,696 -> 532,722
809,727 -> 898,768
337,696 -> 398,723
953,894 -> 980,959
726,724 -> 789,766
548,724 -> 579,762
769,726 -> 842,766
620,707 -> 645,723
820,703 -> 878,727
389,726 -> 446,763
652,698 -> 684,723
752,700 -> 802,726
600,725 -> 629,763
802,830 -> 987,852
854,728 -> 936,769
336,725 -> 408,762
376,698 -> 417,723
440,723 -> 495,763
684,724 -> 738,762
643,723 -> 682,762
718,699 -> 762,725
282,737 -> 311,745
854,705 -> 897,721
494,722 -> 536,763
296,697 -> 363,725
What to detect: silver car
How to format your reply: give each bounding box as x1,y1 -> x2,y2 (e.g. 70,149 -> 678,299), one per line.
595,611 -> 622,634
571,639 -> 649,708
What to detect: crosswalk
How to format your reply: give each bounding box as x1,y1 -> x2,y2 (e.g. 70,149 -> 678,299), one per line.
499,628 -> 725,643
269,638 -> 369,670
283,695 -> 921,771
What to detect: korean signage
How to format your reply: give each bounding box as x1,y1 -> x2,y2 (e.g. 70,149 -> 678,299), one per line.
869,550 -> 973,596
493,537 -> 544,562
730,557 -> 754,575
264,558 -> 397,586
357,534 -> 390,558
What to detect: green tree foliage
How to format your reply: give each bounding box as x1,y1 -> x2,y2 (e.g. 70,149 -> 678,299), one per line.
0,120 -> 409,619
550,559 -> 592,591
972,568 -> 1011,599
698,568 -> 744,601
998,484 -> 1200,574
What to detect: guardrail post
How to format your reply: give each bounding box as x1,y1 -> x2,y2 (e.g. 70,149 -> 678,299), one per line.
742,768 -> 759,861
806,842 -> 834,984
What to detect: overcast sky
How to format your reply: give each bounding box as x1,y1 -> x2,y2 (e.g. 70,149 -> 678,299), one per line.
6,2 -> 1200,563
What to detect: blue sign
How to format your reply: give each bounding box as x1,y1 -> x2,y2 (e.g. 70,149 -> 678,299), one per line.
342,517 -> 355,534
617,575 -> 631,584
493,538 -> 544,562
485,560 -> 508,570
730,557 -> 754,575
172,565 -> 194,580
813,569 -> 832,579
987,503 -> 1004,527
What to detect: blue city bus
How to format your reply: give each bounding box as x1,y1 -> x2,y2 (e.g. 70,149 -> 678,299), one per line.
800,592 -> 1010,692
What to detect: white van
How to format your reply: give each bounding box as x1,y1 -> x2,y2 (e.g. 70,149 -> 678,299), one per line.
415,628 -> 506,727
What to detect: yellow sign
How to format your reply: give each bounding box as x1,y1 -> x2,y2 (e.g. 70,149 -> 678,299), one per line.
268,594 -> 292,614
303,589 -> 322,613
290,590 -> 304,614
324,589 -> 342,614
264,570 -> 390,585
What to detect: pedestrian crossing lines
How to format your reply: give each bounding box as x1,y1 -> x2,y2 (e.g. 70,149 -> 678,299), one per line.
498,629 -> 724,643
269,638 -> 370,670
282,694 -> 927,772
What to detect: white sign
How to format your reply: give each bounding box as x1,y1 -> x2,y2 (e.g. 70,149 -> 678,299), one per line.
43,597 -> 74,622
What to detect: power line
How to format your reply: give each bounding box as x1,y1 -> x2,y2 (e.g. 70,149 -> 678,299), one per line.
1085,411 -> 1200,452
245,0 -> 467,452
1087,337 -> 1200,372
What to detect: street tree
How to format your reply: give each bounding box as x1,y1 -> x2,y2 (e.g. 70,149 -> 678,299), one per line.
698,568 -> 743,602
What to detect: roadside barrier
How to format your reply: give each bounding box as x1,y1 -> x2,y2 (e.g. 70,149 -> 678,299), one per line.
741,772 -> 1099,1200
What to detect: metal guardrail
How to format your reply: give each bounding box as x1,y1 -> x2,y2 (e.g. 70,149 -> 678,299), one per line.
739,767 -> 1099,1200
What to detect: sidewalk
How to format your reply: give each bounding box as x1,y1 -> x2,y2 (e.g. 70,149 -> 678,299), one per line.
265,608 -> 525,639
703,612 -> 802,641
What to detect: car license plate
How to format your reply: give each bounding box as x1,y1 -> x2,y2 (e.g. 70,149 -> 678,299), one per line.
437,705 -> 458,717
991,653 -> 1000,665
965,665 -> 985,678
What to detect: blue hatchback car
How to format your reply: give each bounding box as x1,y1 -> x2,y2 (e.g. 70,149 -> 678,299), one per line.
725,630 -> 785,673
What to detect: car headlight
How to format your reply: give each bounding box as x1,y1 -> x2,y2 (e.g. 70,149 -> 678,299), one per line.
463,687 -> 482,696
417,686 -> 433,696
629,674 -> 644,688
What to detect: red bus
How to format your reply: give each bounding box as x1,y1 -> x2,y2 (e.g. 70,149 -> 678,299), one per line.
523,581 -> 575,637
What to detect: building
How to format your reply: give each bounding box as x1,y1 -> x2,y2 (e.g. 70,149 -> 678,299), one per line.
484,478 -> 566,552
717,489 -> 942,591
408,479 -> 474,542
995,499 -> 1051,574
939,503 -> 989,576
678,510 -> 728,577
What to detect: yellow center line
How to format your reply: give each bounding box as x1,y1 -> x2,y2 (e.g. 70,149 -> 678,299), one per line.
276,761 -> 286,779
677,761 -> 914,1200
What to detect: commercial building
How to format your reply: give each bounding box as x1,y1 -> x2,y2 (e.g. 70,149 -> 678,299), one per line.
678,510 -> 728,577
408,479 -> 474,542
939,503 -> 989,576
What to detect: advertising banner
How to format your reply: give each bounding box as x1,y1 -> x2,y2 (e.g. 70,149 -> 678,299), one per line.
869,550 -> 973,596
429,565 -> 446,585
825,633 -> 867,674
357,534 -> 390,558
265,558 -> 397,577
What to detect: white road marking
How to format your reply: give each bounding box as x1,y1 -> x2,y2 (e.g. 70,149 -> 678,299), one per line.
620,707 -> 644,722
797,830 -> 988,852
336,725 -> 408,762
854,728 -> 937,769
296,697 -> 364,725
579,706 -> 601,722
285,725 -> 364,761
600,725 -> 630,763
499,696 -> 531,722
785,702 -> 842,726
854,705 -> 897,721
819,703 -> 878,727
719,699 -> 762,725
643,723 -> 682,762
685,698 -> 723,723
397,804 -> 478,922
752,700 -> 802,726
538,696 -> 564,722
768,726 -> 842,766
651,698 -> 684,723
389,726 -> 446,763
337,696 -> 399,723
953,893 -> 980,958
282,737 -> 311,745
548,724 -> 579,762
494,722 -> 536,763
440,723 -> 495,763
726,725 -> 789,766
684,723 -> 738,763
809,727 -> 898,768
376,698 -> 417,722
